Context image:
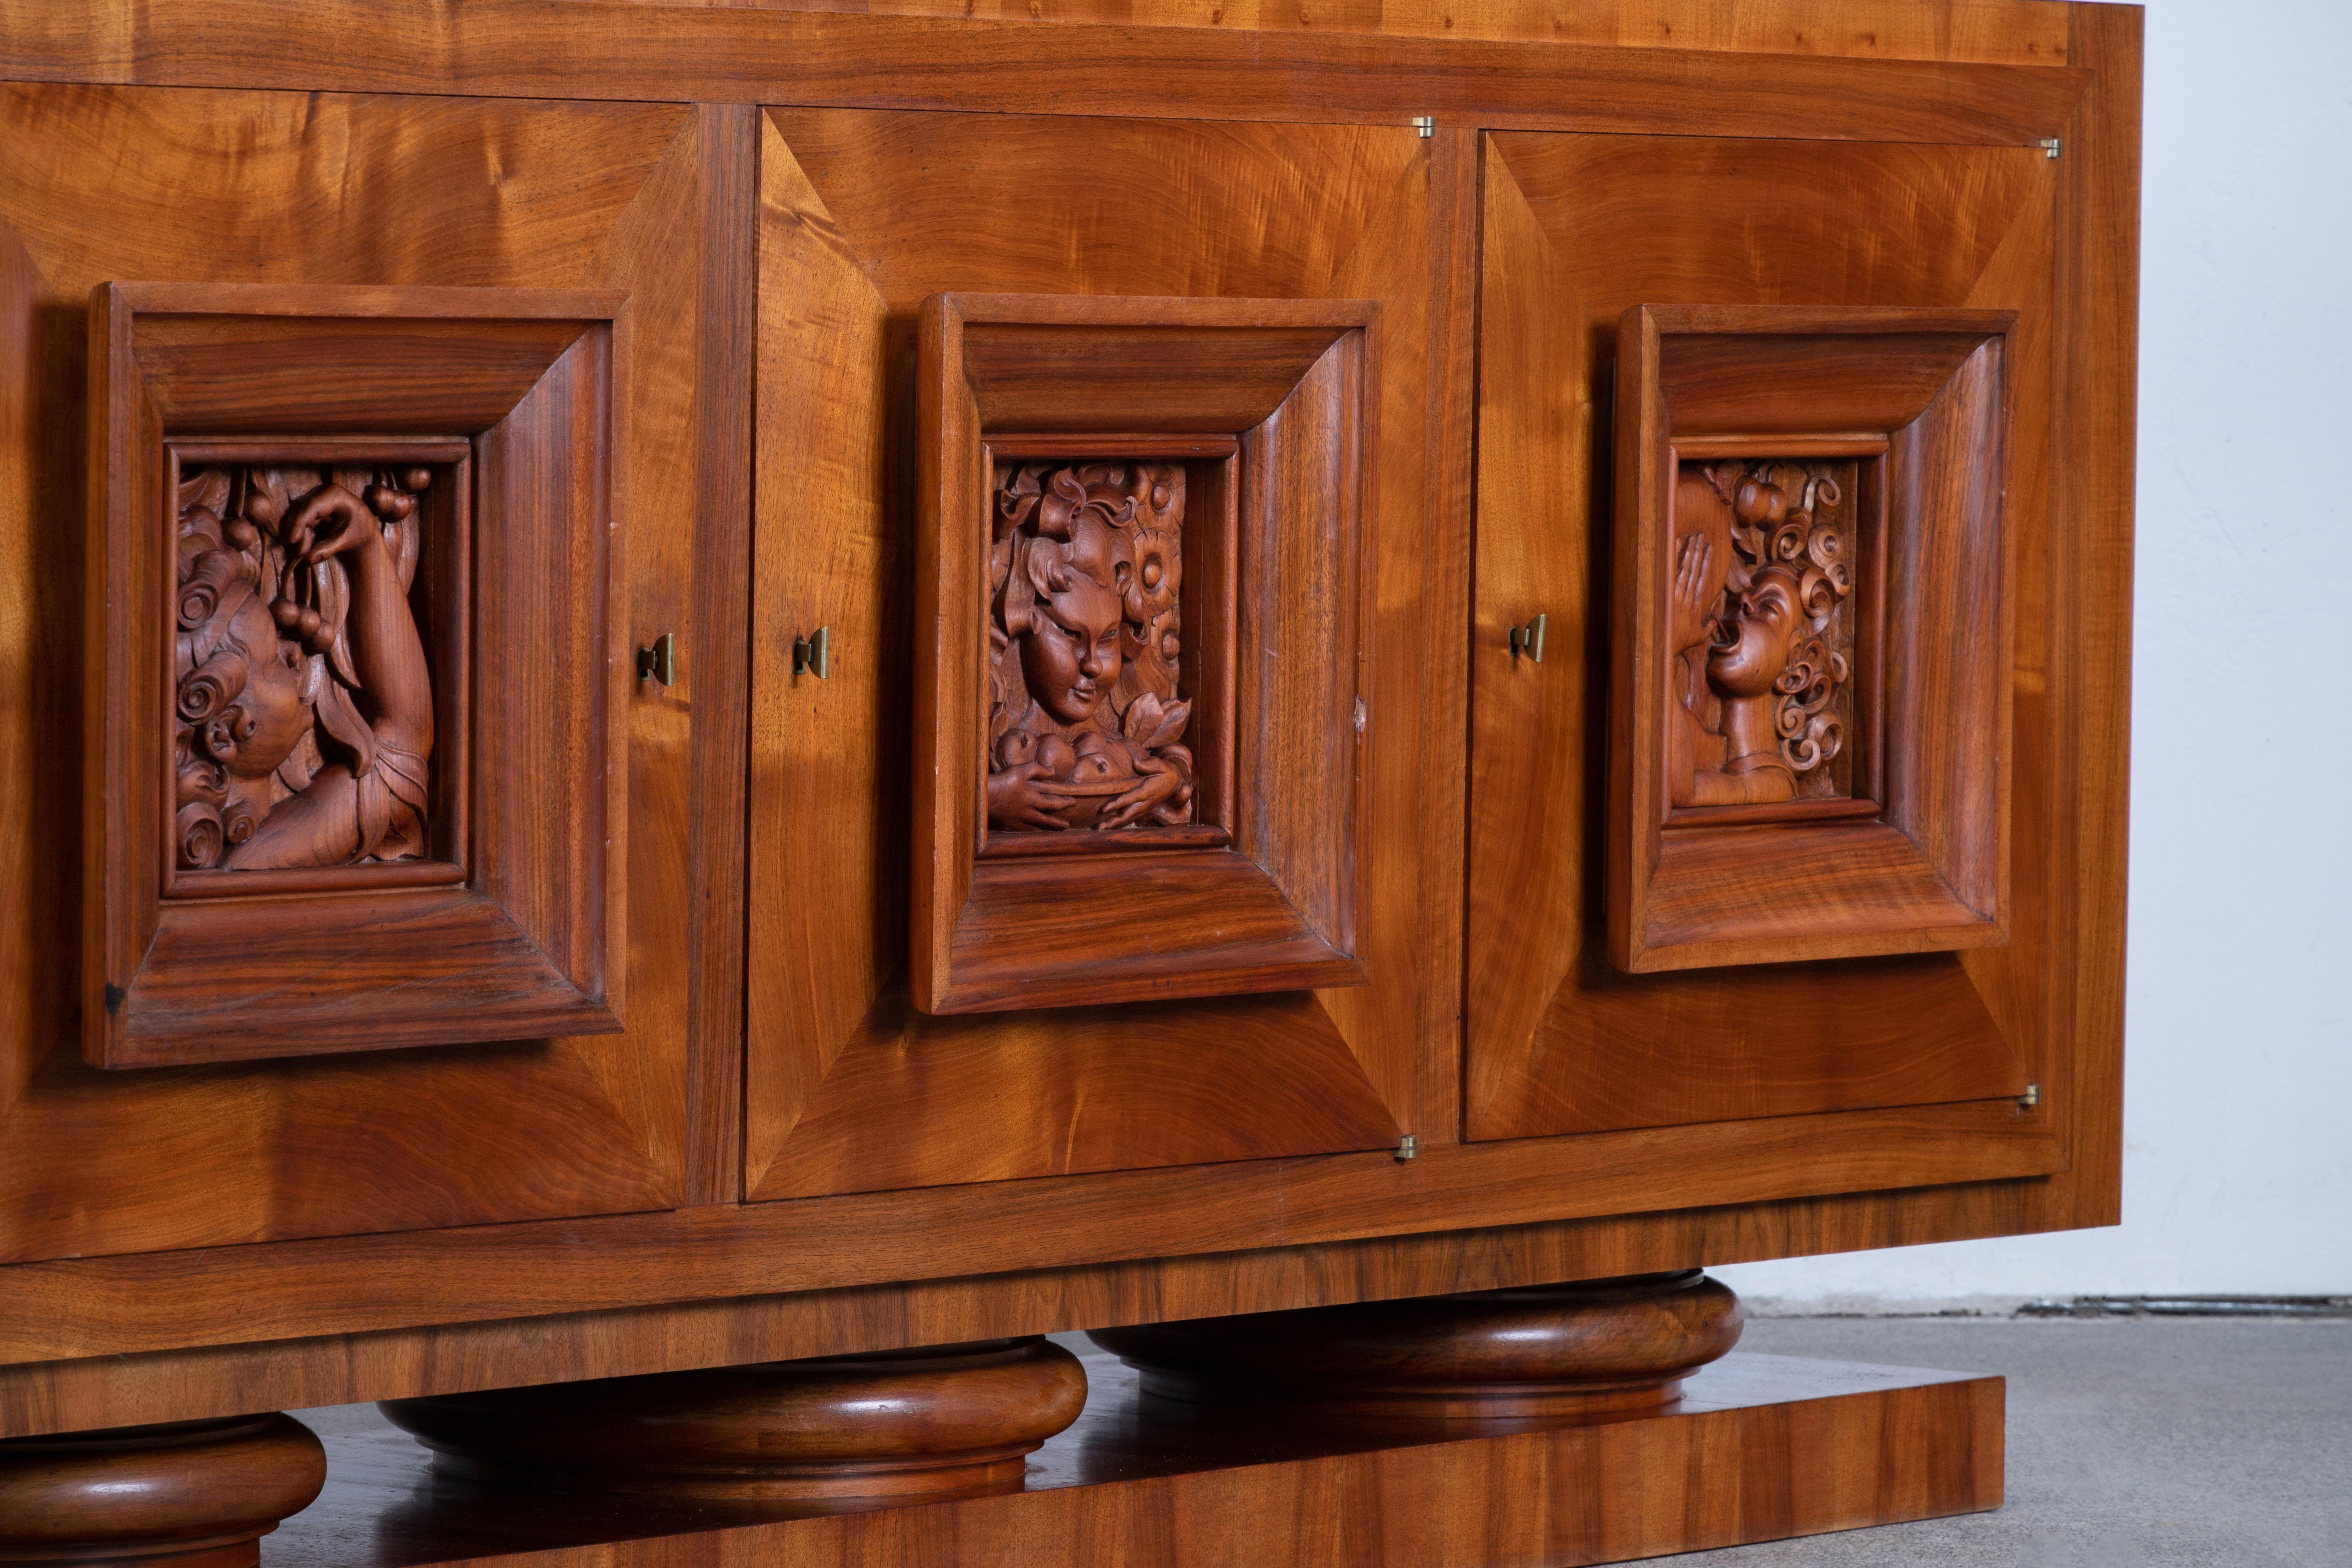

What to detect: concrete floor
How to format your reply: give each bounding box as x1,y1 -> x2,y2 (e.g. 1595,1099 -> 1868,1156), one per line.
1649,1317 -> 2352,1568
297,1318 -> 2352,1566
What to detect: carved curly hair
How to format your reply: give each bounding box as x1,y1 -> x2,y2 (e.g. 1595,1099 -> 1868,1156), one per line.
1712,461 -> 1856,776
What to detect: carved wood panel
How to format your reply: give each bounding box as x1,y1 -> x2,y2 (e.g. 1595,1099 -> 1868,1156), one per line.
981,453 -> 1233,854
1663,457 -> 1873,817
1612,307 -> 2011,974
917,294 -> 1370,1014
168,450 -> 466,887
88,284 -> 630,1070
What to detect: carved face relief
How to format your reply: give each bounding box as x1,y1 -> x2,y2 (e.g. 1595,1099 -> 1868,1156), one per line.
173,464 -> 439,873
1666,460 -> 1859,810
987,461 -> 1195,836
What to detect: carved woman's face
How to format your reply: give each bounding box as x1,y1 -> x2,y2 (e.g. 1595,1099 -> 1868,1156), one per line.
1706,565 -> 1802,697
222,595 -> 309,778
1021,572 -> 1125,724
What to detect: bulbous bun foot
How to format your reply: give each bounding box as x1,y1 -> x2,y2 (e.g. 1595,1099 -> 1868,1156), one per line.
378,1336 -> 1088,1504
0,1414 -> 326,1566
1089,1270 -> 1744,1422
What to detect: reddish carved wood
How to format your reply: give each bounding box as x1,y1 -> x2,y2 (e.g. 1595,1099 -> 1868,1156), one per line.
1667,460 -> 1860,810
171,463 -> 437,874
987,461 -> 1194,835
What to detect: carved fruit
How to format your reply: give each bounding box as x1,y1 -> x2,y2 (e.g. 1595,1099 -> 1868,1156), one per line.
1734,477 -> 1786,526
367,484 -> 416,521
273,597 -> 304,631
227,518 -> 261,550
296,608 -> 323,641
401,468 -> 433,492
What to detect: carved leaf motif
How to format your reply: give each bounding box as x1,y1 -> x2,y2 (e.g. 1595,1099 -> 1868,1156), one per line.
986,459 -> 1195,835
1124,693 -> 1192,752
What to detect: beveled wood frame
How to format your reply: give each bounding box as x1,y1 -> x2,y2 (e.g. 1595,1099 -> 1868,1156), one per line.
914,293 -> 1375,1015
1608,304 -> 2015,974
86,282 -> 632,1068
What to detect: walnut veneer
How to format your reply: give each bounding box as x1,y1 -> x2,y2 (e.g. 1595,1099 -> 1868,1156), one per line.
0,1 -> 2138,1562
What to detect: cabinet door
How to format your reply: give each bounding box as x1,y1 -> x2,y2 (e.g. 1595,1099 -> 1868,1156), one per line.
1468,132 -> 2056,1147
0,84 -> 739,1261
748,110 -> 1459,1199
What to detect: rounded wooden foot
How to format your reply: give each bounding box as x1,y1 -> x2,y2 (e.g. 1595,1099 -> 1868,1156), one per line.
0,1414 -> 326,1567
1090,1270 -> 1743,1422
378,1336 -> 1087,1503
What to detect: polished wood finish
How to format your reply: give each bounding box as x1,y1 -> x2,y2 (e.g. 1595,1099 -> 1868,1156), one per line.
1092,1270 -> 1743,1421
0,1413 -> 324,1566
748,110 -> 1446,1196
0,1097 -> 2055,1381
273,1351 -> 2001,1566
0,88 -> 738,1259
1468,133 -> 2055,1144
1609,305 -> 2015,973
0,3 -> 2087,144
380,1338 -> 1085,1504
917,292 -> 1373,1013
0,14 -> 2140,1557
87,283 -> 628,1066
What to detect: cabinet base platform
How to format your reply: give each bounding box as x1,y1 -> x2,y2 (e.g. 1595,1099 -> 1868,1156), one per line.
277,1349 -> 2001,1566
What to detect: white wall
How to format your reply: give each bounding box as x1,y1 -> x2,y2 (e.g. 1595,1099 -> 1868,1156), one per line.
1719,0 -> 2352,1310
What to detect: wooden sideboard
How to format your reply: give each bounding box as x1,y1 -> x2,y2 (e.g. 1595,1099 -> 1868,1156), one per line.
0,2 -> 2139,1562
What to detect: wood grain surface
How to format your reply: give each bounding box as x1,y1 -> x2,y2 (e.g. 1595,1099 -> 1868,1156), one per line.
1468,130 -> 2057,1143
0,3 -> 2086,142
268,1351 -> 2002,1566
0,1412 -> 325,1565
0,86 -> 741,1262
379,1338 -> 1087,1504
748,110 -> 1446,1198
0,0 -> 2139,1470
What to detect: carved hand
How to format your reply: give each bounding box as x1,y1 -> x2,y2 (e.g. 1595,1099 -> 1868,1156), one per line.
285,482 -> 432,758
987,762 -> 1085,832
1095,761 -> 1186,831
1669,532 -> 1715,654
286,484 -> 383,566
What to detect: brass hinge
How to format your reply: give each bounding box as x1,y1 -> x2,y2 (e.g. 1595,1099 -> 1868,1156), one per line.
1394,1133 -> 1418,1162
2019,1083 -> 2042,1108
2039,138 -> 2062,159
1413,115 -> 1436,138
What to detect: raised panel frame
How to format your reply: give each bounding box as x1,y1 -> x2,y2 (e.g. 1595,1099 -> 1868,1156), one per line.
914,292 -> 1375,1015
1608,304 -> 2015,974
86,282 -> 630,1067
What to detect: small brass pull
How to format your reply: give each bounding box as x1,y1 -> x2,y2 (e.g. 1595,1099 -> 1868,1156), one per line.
636,631 -> 677,686
1508,614 -> 1546,663
793,626 -> 830,680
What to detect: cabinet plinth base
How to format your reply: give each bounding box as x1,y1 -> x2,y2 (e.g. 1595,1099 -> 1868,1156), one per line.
0,1414 -> 325,1568
284,1350 -> 2002,1566
1090,1268 -> 1745,1421
377,1337 -> 1087,1504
